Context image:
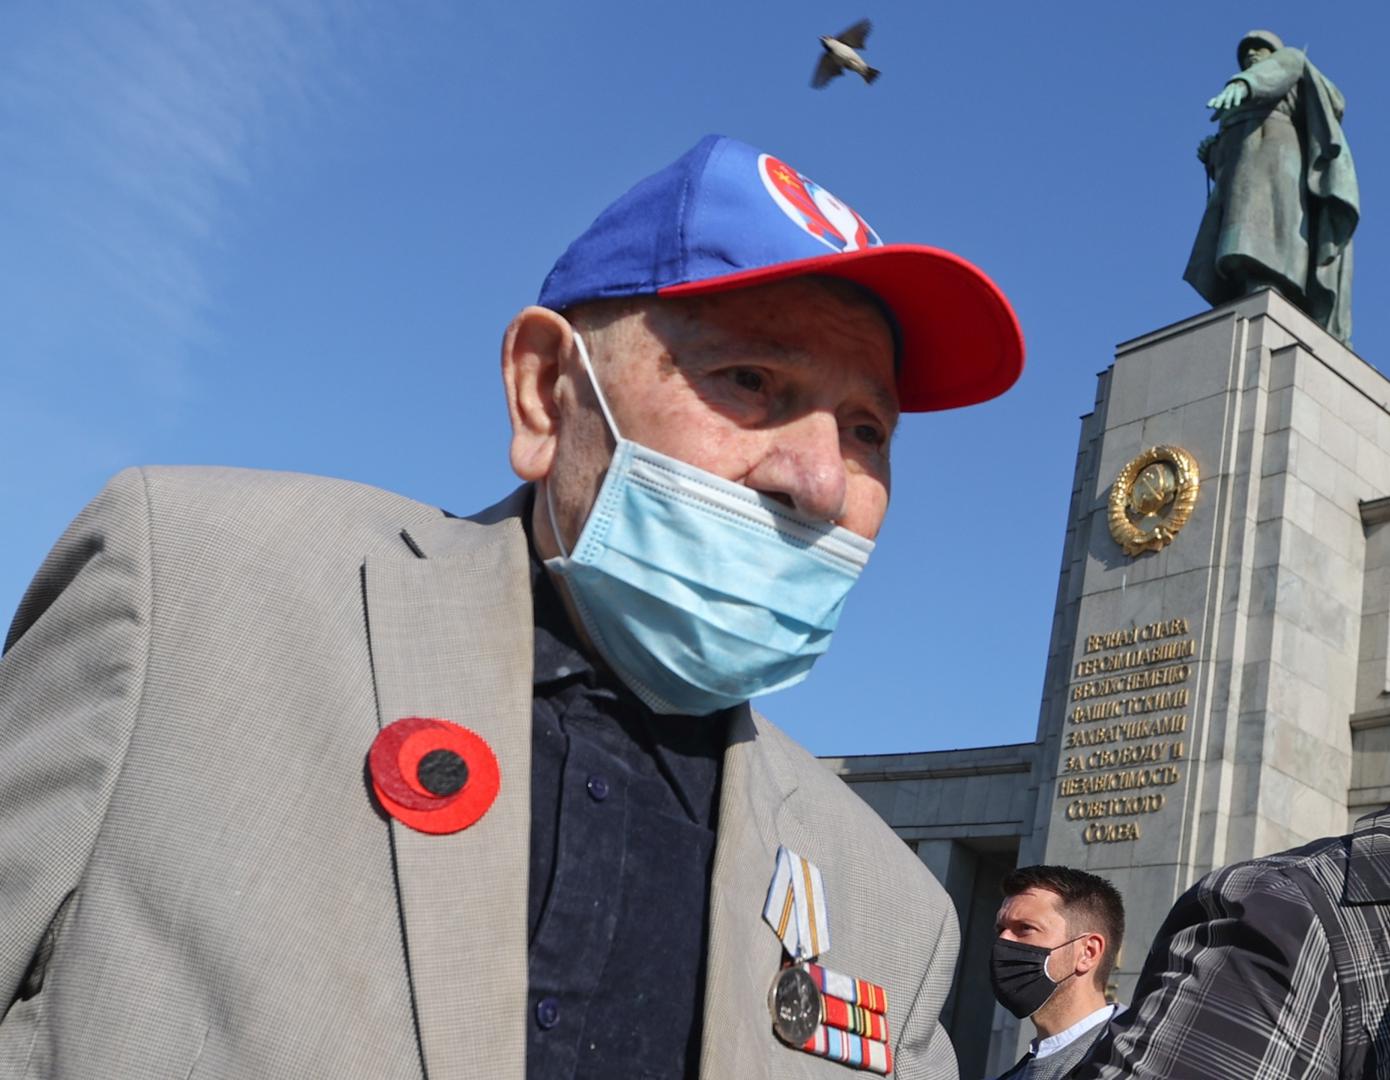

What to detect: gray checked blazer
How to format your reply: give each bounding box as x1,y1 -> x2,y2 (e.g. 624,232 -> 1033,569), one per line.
0,467 -> 960,1080
996,1014 -> 1110,1080
1073,807 -> 1390,1079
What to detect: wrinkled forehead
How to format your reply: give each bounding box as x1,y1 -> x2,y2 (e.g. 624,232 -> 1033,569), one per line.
643,274 -> 895,335
649,279 -> 899,407
664,277 -> 893,363
573,274 -> 895,362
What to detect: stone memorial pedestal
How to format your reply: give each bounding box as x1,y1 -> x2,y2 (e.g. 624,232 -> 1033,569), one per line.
1009,288 -> 1390,1046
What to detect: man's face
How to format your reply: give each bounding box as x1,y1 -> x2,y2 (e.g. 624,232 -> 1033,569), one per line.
1240,43 -> 1273,70
543,276 -> 899,555
996,887 -> 1071,981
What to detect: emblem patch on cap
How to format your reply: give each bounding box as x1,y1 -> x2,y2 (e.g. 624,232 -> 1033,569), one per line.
758,154 -> 882,254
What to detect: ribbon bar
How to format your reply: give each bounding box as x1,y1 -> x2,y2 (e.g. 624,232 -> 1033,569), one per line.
822,993 -> 888,1042
807,962 -> 888,1015
802,1024 -> 893,1075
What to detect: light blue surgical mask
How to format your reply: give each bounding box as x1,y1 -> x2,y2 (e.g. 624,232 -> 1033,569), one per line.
543,330 -> 874,716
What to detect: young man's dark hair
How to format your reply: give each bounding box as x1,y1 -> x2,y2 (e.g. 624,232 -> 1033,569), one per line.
1001,865 -> 1126,987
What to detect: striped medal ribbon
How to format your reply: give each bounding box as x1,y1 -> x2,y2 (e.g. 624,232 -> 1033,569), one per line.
802,1024 -> 894,1075
806,961 -> 889,1015
821,994 -> 888,1042
761,845 -> 830,961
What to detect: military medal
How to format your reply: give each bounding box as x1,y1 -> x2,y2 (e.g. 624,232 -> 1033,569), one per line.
762,846 -> 895,1074
769,964 -> 822,1046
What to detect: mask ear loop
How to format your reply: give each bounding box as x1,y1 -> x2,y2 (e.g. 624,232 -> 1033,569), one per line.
570,329 -> 621,440
1044,932 -> 1091,991
544,474 -> 570,559
544,328 -> 621,561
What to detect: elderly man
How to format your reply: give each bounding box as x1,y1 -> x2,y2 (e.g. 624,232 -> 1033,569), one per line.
0,135 -> 1022,1079
990,866 -> 1124,1080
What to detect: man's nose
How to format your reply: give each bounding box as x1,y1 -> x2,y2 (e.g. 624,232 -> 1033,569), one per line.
744,412 -> 848,522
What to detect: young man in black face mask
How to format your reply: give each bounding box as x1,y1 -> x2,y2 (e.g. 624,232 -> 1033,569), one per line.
990,866 -> 1125,1080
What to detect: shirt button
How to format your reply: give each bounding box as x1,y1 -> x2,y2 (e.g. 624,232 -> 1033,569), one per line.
586,775 -> 610,802
536,996 -> 561,1030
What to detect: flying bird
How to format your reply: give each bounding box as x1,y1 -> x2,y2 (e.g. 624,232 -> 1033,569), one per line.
812,19 -> 880,88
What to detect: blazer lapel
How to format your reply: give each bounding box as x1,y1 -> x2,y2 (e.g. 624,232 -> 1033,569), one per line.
363,507 -> 533,1080
700,707 -> 797,1080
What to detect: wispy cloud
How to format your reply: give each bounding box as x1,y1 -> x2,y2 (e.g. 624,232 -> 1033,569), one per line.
0,0 -> 373,396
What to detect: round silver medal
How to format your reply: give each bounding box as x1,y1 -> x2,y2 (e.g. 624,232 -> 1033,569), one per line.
769,965 -> 822,1046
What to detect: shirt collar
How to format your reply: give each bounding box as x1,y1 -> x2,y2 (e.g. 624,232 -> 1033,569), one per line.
1031,1002 -> 1121,1059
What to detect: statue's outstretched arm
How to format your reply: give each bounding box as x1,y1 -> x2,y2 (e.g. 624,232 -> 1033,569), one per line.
1207,79 -> 1249,112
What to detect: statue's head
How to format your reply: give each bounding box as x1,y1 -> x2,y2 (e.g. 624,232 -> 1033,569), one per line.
1237,30 -> 1283,69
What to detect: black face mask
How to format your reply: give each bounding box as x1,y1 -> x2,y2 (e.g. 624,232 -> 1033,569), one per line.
989,935 -> 1081,1019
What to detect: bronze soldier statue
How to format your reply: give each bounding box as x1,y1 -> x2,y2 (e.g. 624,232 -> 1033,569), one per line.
1185,30 -> 1359,343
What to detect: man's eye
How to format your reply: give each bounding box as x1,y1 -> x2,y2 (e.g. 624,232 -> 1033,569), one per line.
731,368 -> 765,393
851,423 -> 885,447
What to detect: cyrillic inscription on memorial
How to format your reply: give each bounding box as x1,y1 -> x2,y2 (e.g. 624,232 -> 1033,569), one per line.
1055,618 -> 1195,844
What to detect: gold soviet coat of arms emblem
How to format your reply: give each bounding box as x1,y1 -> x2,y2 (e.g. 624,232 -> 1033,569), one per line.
1108,446 -> 1200,556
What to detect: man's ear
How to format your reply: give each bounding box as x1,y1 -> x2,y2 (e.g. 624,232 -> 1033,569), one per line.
1074,933 -> 1106,978
501,306 -> 571,482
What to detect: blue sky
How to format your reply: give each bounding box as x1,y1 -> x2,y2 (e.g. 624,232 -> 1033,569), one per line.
2,1 -> 1386,756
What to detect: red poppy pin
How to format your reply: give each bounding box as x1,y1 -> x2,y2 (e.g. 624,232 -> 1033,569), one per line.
368,717 -> 500,834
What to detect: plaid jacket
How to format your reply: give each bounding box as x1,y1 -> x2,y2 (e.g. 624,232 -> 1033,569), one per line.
1072,807 -> 1390,1079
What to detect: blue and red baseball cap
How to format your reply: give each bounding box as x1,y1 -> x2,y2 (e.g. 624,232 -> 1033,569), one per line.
539,134 -> 1024,413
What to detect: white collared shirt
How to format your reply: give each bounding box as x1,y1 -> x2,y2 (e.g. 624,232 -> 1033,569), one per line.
1031,1002 -> 1122,1059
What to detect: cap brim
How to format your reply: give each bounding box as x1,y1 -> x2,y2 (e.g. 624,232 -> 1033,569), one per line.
660,244 -> 1024,413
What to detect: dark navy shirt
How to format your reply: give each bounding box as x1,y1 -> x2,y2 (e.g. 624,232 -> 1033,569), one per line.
525,540 -> 729,1079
